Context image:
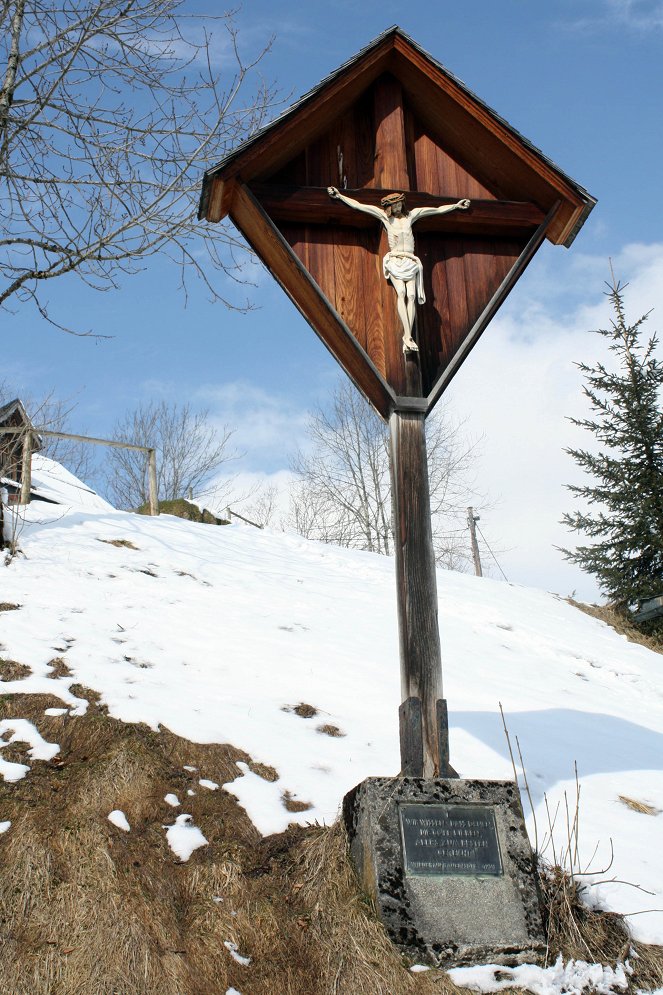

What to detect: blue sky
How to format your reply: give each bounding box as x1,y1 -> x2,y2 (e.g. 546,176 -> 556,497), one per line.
4,0 -> 663,599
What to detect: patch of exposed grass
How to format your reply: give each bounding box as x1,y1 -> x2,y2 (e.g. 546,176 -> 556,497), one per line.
98,538 -> 139,550
0,602 -> 20,611
282,790 -> 312,813
316,723 -> 345,738
539,861 -> 663,989
568,599 -> 663,654
248,760 -> 279,782
0,658 -> 31,681
618,794 -> 660,816
47,657 -> 73,679
1,689 -> 661,994
292,703 -> 318,719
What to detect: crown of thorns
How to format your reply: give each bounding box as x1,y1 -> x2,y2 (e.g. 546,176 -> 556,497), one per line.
380,192 -> 406,208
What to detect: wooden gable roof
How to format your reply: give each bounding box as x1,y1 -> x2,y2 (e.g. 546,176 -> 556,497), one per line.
200,26 -> 594,246
199,28 -> 595,419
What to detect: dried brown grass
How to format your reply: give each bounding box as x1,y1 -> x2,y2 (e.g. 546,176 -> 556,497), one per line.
317,723 -> 346,738
0,657 -> 31,681
1,689 -> 661,994
617,795 -> 660,816
539,863 -> 663,990
0,691 -> 456,994
567,600 -> 663,654
98,538 -> 139,550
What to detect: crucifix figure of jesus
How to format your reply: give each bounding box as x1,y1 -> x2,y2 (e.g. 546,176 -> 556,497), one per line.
328,187 -> 471,352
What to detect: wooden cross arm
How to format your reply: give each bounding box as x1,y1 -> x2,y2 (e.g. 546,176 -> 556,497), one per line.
249,184 -> 545,235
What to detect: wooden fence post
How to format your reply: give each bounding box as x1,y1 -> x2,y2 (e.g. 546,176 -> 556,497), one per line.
19,431 -> 32,505
148,449 -> 159,516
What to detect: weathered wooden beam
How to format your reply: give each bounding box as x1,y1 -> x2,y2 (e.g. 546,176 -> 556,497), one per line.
228,179 -> 397,419
148,449 -> 159,517
389,408 -> 443,778
250,184 -> 544,236
0,426 -> 153,453
19,432 -> 32,505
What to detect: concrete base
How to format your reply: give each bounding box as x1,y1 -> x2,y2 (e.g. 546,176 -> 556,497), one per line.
342,777 -> 546,968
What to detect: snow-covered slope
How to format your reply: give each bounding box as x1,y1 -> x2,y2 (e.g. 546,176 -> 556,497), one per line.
1,466 -> 662,945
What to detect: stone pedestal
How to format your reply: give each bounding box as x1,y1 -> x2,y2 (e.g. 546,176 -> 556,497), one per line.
342,777 -> 546,968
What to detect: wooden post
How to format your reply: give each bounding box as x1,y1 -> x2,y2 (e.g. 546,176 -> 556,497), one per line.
19,431 -> 32,505
147,449 -> 159,516
390,408 -> 444,779
467,507 -> 483,577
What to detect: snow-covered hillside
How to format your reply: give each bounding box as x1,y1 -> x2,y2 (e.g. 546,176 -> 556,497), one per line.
1,458 -> 662,945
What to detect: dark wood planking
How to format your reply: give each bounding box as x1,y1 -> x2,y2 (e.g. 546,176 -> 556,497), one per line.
371,74 -> 412,396
250,184 -> 544,235
463,237 -> 519,332
424,205 -> 560,413
333,232 -> 368,352
306,227 -> 337,320
392,40 -> 584,243
442,236 -> 470,369
378,228 -> 409,396
373,74 -> 410,190
413,125 -> 497,201
353,91 -> 377,188
209,36 -> 395,196
414,234 -> 444,395
203,31 -> 590,244
268,150 -> 307,186
280,222 -> 309,272
229,181 -> 395,417
362,228 -> 387,378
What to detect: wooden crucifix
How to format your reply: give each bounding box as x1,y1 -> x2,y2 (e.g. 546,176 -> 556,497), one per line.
198,27 -> 595,783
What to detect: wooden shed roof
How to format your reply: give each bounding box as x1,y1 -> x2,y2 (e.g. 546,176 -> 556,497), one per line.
199,26 -> 595,247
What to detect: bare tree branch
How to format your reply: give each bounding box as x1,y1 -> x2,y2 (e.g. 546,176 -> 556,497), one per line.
288,381 -> 486,570
0,1 -> 277,329
104,399 -> 237,509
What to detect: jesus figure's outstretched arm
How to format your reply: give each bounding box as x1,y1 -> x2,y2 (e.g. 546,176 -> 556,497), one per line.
327,186 -> 387,224
408,198 -> 471,223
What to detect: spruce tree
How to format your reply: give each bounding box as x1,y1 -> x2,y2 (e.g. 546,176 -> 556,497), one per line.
561,278 -> 663,617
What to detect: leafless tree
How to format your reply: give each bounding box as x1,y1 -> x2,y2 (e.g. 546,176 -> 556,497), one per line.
105,399 -> 236,509
288,381 -> 485,570
0,2 -> 276,332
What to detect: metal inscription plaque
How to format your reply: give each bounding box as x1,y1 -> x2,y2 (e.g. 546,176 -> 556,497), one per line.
399,803 -> 503,877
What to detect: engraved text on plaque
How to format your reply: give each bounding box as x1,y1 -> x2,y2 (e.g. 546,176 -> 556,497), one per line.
399,803 -> 503,876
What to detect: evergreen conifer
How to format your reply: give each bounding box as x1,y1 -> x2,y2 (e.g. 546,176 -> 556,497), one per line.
561,278 -> 663,620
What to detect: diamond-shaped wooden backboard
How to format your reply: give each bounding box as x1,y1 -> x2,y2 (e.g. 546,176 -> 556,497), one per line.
199,28 -> 595,419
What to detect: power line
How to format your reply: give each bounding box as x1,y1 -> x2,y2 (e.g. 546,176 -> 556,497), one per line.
475,523 -> 509,582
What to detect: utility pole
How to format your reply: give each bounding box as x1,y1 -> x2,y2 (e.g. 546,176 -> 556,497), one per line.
467,507 -> 483,577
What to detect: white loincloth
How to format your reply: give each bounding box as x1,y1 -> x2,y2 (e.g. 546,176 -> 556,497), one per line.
383,251 -> 426,305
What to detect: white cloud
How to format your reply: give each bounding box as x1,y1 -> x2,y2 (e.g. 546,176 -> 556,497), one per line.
445,242 -> 663,601
195,380 -> 309,471
563,0 -> 663,32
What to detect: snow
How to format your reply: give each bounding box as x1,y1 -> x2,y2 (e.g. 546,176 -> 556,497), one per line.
223,761 -> 290,836
448,956 -> 630,995
164,814 -> 208,861
224,940 -> 251,966
0,821 -> 11,834
1,471 -> 662,942
199,778 -> 219,790
108,810 -> 130,832
164,793 -> 180,807
44,707 -> 68,716
0,719 -> 60,783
